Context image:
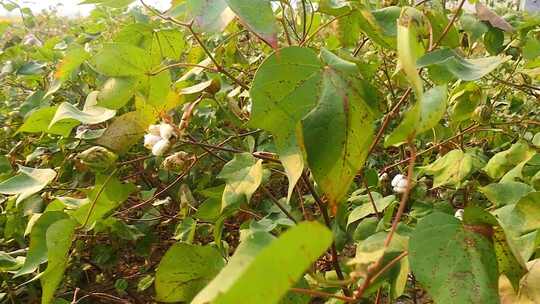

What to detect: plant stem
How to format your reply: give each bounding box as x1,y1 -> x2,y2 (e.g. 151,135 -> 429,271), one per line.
81,168 -> 118,228
301,173 -> 352,297
354,142 -> 416,300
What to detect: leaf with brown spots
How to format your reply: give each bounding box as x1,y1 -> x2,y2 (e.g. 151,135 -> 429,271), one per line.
409,212 -> 500,304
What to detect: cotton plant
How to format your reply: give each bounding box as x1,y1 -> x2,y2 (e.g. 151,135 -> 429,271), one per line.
144,123 -> 176,156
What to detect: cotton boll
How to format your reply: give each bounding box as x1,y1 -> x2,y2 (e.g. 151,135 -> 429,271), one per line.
378,172 -> 388,181
152,139 -> 170,156
454,209 -> 464,220
159,123 -> 175,140
148,124 -> 161,136
393,186 -> 407,193
396,178 -> 408,189
144,134 -> 161,149
391,174 -> 405,187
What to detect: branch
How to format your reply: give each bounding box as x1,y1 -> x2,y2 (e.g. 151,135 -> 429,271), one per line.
290,288 -> 355,302
354,142 -> 416,299
430,0 -> 466,51
299,11 -> 351,47
139,0 -> 249,90
301,173 -> 352,297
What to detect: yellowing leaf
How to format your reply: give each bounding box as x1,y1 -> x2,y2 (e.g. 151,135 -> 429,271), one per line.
218,153 -> 263,211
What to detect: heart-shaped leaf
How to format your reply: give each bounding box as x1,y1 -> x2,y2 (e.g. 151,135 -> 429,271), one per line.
409,212 -> 500,304
0,166 -> 56,204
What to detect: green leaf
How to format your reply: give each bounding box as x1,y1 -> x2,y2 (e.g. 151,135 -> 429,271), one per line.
385,85 -> 447,147
96,107 -> 156,154
18,106 -> 79,137
79,0 -> 135,8
151,29 -> 185,60
91,43 -> 156,76
409,212 -> 500,304
397,7 -> 424,98
479,182 -> 534,207
417,48 -> 507,81
347,193 -> 396,226
225,0 -> 279,48
168,0 -> 235,33
494,192 -> 540,261
250,46 -> 321,202
459,13 -> 489,43
449,82 -> 484,123
97,77 -> 139,110
302,49 -> 378,207
40,218 -> 78,304
54,45 -> 89,81
523,36 -> 540,61
484,27 -> 505,55
72,174 -> 135,227
192,221 -> 333,304
155,243 -> 224,302
138,71 -> 171,107
14,211 -> 69,277
49,92 -> 117,131
354,7 -> 398,49
425,10 -> 459,48
337,11 -> 361,47
462,206 -> 526,291
484,141 -> 535,180
0,166 -> 56,204
422,148 -> 486,188
498,192 -> 540,236
218,153 -> 263,211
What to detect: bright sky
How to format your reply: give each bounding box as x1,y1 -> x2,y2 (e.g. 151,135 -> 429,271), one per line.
0,0 -> 171,17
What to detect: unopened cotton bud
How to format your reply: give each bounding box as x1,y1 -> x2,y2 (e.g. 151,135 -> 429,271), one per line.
148,124 -> 161,136
152,139 -> 170,156
144,134 -> 161,149
454,209 -> 464,220
159,123 -> 175,140
162,151 -> 190,172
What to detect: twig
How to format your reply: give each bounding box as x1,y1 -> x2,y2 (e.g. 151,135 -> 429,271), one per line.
301,173 -> 351,297
354,142 -> 416,299
430,0 -> 466,51
367,88 -> 412,156
380,124 -> 478,173
81,169 -> 118,228
290,287 -> 355,302
140,0 -> 249,90
148,62 -> 218,76
299,11 -> 352,46
363,179 -> 380,219
117,158 -> 199,214
261,186 -> 297,223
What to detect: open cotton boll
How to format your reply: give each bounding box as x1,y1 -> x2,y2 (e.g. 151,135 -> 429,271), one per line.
159,123 -> 175,140
152,139 -> 170,156
391,174 -> 405,187
454,209 -> 464,220
148,124 -> 161,136
144,134 -> 161,149
393,186 -> 407,193
396,178 -> 408,189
